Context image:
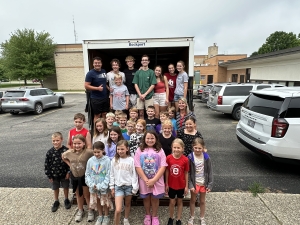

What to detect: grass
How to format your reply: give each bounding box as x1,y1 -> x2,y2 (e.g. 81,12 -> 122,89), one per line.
249,182 -> 265,197
0,83 -> 38,88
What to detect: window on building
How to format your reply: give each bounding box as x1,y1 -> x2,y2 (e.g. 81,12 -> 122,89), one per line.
232,74 -> 238,82
200,75 -> 206,80
218,60 -> 224,64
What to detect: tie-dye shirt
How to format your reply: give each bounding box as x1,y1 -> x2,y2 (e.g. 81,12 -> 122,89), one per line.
134,147 -> 168,196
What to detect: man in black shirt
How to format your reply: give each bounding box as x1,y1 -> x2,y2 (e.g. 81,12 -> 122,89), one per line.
124,55 -> 138,108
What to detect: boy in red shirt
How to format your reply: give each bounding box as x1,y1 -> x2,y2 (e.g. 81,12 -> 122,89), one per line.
165,138 -> 189,225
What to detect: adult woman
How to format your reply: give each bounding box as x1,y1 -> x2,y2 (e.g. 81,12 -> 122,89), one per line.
176,97 -> 195,130
164,64 -> 177,107
153,65 -> 169,118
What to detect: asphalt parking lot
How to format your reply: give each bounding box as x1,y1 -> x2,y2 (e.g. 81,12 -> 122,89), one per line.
0,94 -> 299,193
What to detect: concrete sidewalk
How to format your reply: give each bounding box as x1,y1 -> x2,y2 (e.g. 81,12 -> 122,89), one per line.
1,188 -> 299,225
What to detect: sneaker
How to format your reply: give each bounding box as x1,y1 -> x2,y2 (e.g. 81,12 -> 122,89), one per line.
151,216 -> 160,225
87,210 -> 95,222
75,210 -> 84,222
124,218 -> 130,225
175,220 -> 181,225
200,218 -> 206,225
95,216 -> 103,225
51,200 -> 60,212
187,216 -> 194,225
64,199 -> 71,209
144,215 -> 151,225
167,218 -> 174,225
102,216 -> 110,225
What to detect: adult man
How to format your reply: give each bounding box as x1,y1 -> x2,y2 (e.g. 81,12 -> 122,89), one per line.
123,55 -> 138,108
84,57 -> 109,122
132,55 -> 157,119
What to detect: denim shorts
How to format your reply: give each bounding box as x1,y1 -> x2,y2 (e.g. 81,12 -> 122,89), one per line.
174,94 -> 183,102
114,185 -> 133,197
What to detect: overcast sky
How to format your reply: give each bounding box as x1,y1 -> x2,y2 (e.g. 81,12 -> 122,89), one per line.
1,0 -> 300,56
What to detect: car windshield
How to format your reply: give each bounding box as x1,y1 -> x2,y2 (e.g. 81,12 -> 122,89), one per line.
4,91 -> 25,97
204,85 -> 213,91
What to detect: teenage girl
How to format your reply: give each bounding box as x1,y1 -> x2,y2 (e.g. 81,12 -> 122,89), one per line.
176,97 -> 195,130
174,61 -> 188,112
105,126 -> 124,160
187,138 -> 213,225
62,134 -> 94,223
164,64 -> 177,107
153,65 -> 169,118
110,140 -> 139,225
129,119 -> 146,157
177,116 -> 203,156
166,138 -> 189,225
93,118 -> 109,146
85,141 -> 111,225
134,130 -> 168,225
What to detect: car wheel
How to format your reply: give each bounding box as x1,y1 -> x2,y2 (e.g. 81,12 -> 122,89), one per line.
58,98 -> 63,108
34,103 -> 43,115
232,105 -> 241,120
10,111 -> 19,115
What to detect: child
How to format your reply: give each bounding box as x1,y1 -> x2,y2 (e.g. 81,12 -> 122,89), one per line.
176,97 -> 195,131
156,111 -> 176,136
129,107 -> 139,122
174,60 -> 189,112
67,113 -> 92,149
168,106 -> 178,132
85,141 -> 111,225
105,126 -> 124,160
134,130 -> 167,225
158,120 -> 175,157
110,140 -> 139,225
187,138 -> 213,225
110,74 -> 130,113
166,139 -> 189,225
106,112 -> 116,131
129,119 -> 146,157
113,110 -> 123,126
93,118 -> 109,146
44,132 -> 71,212
177,116 -> 203,156
118,113 -> 128,134
145,105 -> 160,132
62,134 -> 94,223
123,120 -> 136,141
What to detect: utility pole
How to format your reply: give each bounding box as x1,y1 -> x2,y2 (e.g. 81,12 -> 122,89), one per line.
73,15 -> 78,43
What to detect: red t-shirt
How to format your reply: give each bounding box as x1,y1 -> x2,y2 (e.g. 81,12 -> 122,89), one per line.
69,128 -> 89,148
164,73 -> 177,102
166,154 -> 189,190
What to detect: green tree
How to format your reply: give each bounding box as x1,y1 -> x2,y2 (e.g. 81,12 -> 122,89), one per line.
1,29 -> 56,84
251,31 -> 300,56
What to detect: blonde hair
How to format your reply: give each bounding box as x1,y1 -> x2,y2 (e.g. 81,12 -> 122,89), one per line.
172,138 -> 185,149
162,119 -> 173,128
178,97 -> 190,114
114,74 -> 122,80
193,137 -> 205,148
106,112 -> 115,118
129,107 -> 138,113
114,110 -> 123,116
125,55 -> 135,62
52,132 -> 63,139
119,113 -> 127,119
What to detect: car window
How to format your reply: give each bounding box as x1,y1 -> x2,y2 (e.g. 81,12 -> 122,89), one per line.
204,85 -> 213,91
4,91 -> 25,97
256,85 -> 271,90
223,86 -> 253,96
37,89 -> 47,95
243,93 -> 284,117
30,90 -> 38,96
46,89 -> 53,95
285,98 -> 300,118
0,92 -> 3,98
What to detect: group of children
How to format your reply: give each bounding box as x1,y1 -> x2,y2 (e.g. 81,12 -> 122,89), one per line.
44,106 -> 213,225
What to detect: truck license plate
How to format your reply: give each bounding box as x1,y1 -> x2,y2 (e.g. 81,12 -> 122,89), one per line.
247,119 -> 255,128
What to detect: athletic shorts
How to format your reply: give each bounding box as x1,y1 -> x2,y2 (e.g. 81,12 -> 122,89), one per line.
194,184 -> 206,194
168,187 -> 185,199
52,178 -> 70,190
136,97 -> 154,110
91,98 -> 109,114
139,192 -> 164,199
153,93 -> 167,106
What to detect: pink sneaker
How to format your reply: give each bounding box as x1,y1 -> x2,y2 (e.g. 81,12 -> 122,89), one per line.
144,215 -> 151,225
152,216 -> 160,225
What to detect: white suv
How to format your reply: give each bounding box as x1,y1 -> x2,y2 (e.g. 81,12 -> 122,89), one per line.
236,87 -> 300,163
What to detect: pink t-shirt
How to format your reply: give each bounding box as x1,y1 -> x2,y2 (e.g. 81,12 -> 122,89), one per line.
134,147 -> 167,196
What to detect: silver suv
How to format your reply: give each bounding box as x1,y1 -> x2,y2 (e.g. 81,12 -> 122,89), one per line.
236,87 -> 300,163
207,83 -> 284,120
1,88 -> 65,115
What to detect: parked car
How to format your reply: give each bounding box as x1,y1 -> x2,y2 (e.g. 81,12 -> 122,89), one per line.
0,88 -> 65,115
193,84 -> 202,99
236,87 -> 300,163
200,84 -> 214,103
0,91 -> 5,113
207,83 -> 285,120
197,85 -> 205,99
0,78 -> 9,82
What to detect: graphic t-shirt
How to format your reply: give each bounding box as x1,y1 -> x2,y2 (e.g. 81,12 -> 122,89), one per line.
124,68 -> 138,94
85,69 -> 107,99
134,147 -> 167,195
194,153 -> 205,185
110,84 -> 130,110
164,73 -> 177,102
145,118 -> 160,132
166,154 -> 189,190
107,71 -> 125,88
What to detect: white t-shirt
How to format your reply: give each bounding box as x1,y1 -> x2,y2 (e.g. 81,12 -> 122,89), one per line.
194,153 -> 205,185
107,71 -> 126,88
92,132 -> 109,146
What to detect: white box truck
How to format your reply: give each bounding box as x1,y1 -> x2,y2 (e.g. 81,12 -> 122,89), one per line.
82,37 -> 195,128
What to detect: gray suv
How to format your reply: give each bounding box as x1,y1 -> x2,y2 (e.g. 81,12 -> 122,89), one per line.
207,83 -> 285,120
1,88 -> 65,115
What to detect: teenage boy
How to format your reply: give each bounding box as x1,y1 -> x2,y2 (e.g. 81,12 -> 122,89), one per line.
84,57 -> 109,121
107,59 -> 125,89
44,132 -> 71,212
124,56 -> 138,108
132,55 -> 157,119
145,105 -> 160,132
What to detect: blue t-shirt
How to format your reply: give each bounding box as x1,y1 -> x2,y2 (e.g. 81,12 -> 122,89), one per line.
85,69 -> 107,99
122,132 -> 130,141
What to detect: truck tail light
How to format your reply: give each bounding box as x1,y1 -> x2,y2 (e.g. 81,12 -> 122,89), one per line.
271,118 -> 289,138
217,96 -> 223,105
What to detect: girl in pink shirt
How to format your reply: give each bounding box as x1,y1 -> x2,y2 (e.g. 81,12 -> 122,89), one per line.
134,130 -> 167,225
